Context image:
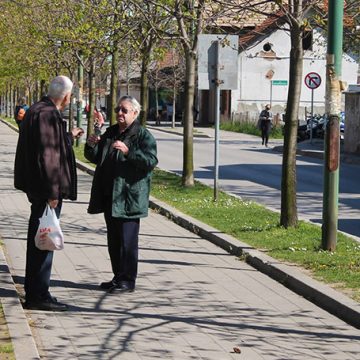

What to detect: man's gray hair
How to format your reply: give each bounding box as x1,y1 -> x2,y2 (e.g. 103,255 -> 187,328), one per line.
48,76 -> 73,99
119,95 -> 141,116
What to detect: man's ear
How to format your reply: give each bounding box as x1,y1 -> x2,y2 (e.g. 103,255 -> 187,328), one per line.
61,92 -> 71,107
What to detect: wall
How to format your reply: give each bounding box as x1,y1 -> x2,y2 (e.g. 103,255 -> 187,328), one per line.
232,27 -> 358,121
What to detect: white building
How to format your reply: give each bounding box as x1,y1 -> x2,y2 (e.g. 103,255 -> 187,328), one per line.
199,16 -> 358,124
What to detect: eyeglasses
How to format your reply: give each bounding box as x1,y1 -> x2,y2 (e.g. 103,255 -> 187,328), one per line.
114,106 -> 133,114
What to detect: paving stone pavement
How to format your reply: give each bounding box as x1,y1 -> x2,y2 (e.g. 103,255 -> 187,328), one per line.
1,121 -> 360,360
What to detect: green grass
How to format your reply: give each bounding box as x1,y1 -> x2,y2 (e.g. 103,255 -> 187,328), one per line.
220,121 -> 283,139
0,305 -> 15,360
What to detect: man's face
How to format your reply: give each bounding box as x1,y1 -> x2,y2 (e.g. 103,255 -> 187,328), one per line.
115,100 -> 138,128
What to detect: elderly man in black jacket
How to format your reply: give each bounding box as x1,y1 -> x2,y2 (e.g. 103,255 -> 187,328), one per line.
14,75 -> 83,311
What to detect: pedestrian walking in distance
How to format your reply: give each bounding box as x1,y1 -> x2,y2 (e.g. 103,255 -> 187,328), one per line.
85,95 -> 158,293
259,104 -> 273,147
14,75 -> 84,311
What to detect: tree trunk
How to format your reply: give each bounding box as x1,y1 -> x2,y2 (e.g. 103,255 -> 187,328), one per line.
12,86 -> 17,119
182,49 -> 195,187
34,81 -> 39,103
40,80 -> 46,97
87,59 -> 96,139
109,46 -> 119,126
140,52 -> 150,126
155,84 -> 160,125
6,83 -> 10,118
280,25 -> 303,228
172,92 -> 176,128
27,85 -> 32,105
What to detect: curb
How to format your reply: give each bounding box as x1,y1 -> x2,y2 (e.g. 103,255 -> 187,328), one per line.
0,248 -> 40,360
77,159 -> 360,329
0,119 -> 41,359
147,125 -> 211,138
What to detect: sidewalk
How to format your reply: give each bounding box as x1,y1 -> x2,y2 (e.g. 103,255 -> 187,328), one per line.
1,120 -> 360,359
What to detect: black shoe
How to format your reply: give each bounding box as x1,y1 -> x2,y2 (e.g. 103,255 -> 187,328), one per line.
108,283 -> 135,294
24,298 -> 68,312
100,278 -> 121,290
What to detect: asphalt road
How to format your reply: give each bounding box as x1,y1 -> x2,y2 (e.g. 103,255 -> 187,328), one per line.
149,127 -> 360,240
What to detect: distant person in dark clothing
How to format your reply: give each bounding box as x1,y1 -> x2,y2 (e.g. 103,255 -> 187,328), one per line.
259,104 -> 273,147
14,76 -> 84,311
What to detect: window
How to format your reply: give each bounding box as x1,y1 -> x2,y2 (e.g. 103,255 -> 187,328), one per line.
263,42 -> 272,52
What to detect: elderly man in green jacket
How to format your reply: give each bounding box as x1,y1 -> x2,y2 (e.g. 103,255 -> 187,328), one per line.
85,95 -> 158,293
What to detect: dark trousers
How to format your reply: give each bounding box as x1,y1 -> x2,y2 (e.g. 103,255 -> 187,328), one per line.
104,209 -> 140,288
261,120 -> 272,145
25,197 -> 62,302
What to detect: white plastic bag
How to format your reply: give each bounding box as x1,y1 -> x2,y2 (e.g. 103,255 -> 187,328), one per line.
34,204 -> 64,251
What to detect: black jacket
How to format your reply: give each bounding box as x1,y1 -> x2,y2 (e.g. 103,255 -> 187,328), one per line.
14,96 -> 77,201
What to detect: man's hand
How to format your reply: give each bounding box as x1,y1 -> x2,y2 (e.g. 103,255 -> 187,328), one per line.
48,199 -> 59,208
87,134 -> 100,147
113,140 -> 129,155
71,127 -> 84,139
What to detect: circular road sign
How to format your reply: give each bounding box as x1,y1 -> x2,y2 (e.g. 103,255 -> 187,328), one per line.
304,72 -> 321,89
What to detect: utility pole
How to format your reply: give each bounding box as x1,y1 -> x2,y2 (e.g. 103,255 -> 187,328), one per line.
322,0 -> 344,251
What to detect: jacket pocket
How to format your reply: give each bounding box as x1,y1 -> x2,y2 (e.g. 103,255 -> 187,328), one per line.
125,180 -> 147,216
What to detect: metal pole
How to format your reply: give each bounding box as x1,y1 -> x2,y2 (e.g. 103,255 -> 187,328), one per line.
214,40 -> 221,201
76,56 -> 83,147
310,89 -> 314,144
270,81 -> 273,107
322,0 -> 344,251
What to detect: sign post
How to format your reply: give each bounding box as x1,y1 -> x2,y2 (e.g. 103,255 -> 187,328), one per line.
198,34 -> 238,201
304,72 -> 322,143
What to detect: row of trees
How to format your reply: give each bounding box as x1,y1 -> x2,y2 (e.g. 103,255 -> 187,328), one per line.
0,0 -> 359,230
